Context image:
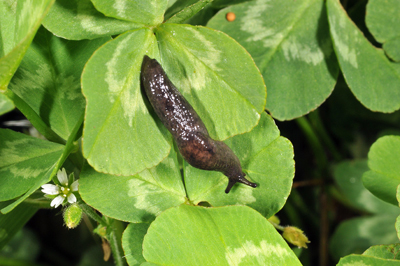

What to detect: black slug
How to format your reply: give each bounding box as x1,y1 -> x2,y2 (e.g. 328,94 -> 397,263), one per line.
141,55 -> 257,193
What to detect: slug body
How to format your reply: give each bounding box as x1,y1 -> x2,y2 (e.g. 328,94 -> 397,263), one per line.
141,55 -> 257,193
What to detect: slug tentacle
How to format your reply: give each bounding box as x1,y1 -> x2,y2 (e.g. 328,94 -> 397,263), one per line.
141,55 -> 257,194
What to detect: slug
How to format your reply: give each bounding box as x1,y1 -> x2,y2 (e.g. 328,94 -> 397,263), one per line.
141,55 -> 257,193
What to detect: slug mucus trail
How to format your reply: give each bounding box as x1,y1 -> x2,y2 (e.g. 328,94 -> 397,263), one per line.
141,55 -> 257,193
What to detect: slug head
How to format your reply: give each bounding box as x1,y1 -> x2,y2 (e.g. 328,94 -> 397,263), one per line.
225,172 -> 257,194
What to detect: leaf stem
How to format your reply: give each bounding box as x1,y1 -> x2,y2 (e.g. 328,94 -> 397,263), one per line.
269,221 -> 285,231
22,198 -> 53,209
296,116 -> 327,173
105,217 -> 127,266
78,202 -> 107,227
308,110 -> 342,161
289,189 -> 319,227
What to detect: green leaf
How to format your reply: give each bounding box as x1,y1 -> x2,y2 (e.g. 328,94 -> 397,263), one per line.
155,23 -> 266,140
42,0 -> 140,40
396,215 -> 400,241
1,111 -> 83,213
0,129 -> 64,202
0,93 -> 14,115
0,228 -> 41,263
8,27 -> 110,140
382,37 -> 400,63
363,136 -> 400,205
91,0 -> 167,24
207,0 -> 338,121
211,0 -> 249,8
0,202 -> 37,250
364,245 -> 400,260
366,0 -> 400,62
0,0 -> 54,91
142,205 -> 301,265
333,160 -> 399,214
327,0 -> 400,113
81,28 -> 171,176
164,0 -> 198,20
82,24 -> 265,176
330,214 -> 400,261
121,223 -> 149,266
337,254 -> 400,266
79,148 -> 186,223
166,0 -> 213,24
185,112 -> 294,218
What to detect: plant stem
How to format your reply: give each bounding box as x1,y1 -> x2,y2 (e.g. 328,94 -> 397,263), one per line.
22,198 -> 53,209
78,204 -> 126,265
308,110 -> 342,161
105,217 -> 127,266
320,186 -> 329,266
78,202 -> 107,227
289,189 -> 319,227
296,116 -> 327,173
269,221 -> 285,231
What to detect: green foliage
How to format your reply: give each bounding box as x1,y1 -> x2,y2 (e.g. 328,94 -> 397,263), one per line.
0,93 -> 14,115
327,0 -> 400,113
0,0 -> 54,91
363,136 -> 400,205
1,0 -> 400,265
139,205 -> 301,265
366,0 -> 400,62
208,0 -> 338,121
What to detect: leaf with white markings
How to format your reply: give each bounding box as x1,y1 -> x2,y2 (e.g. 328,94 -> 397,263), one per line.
9,27 -> 110,140
0,0 -> 54,91
327,0 -> 400,113
82,28 -> 171,176
80,113 -> 293,223
79,147 -> 186,223
0,129 -> 64,202
82,24 -> 266,176
42,0 -> 144,40
366,0 -> 400,62
140,205 -> 302,265
91,0 -> 167,24
207,0 -> 338,120
185,112 -> 294,218
155,23 -> 266,140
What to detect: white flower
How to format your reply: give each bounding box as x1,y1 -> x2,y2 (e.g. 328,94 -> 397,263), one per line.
41,168 -> 79,208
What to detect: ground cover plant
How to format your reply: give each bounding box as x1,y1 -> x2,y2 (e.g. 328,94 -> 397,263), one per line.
1,0 -> 400,265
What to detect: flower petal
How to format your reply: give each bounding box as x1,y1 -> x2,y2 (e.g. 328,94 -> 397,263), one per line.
70,180 -> 79,191
50,195 -> 65,208
67,193 -> 77,204
57,168 -> 68,186
41,184 -> 60,195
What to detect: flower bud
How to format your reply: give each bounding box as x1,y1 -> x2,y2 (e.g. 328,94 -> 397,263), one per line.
94,224 -> 107,238
282,226 -> 310,248
268,215 -> 281,225
63,204 -> 83,229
